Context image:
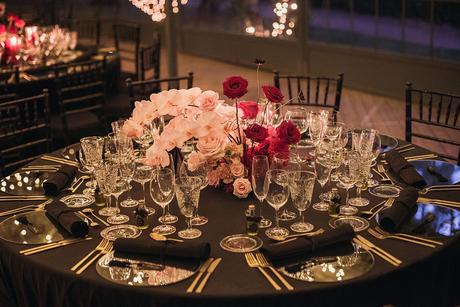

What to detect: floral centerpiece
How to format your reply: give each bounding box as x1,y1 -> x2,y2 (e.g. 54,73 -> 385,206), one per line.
123,63 -> 300,199
0,7 -> 26,66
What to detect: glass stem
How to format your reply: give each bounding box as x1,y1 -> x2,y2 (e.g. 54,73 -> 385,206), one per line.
142,182 -> 146,203
346,188 -> 350,205
275,208 -> 279,228
187,217 -> 192,230
356,185 -> 361,199
115,196 -> 119,213
162,206 -> 166,218
300,210 -> 304,223
127,179 -> 133,200
259,199 -> 264,218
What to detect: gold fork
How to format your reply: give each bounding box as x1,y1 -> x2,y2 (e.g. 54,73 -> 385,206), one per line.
374,226 -> 443,246
71,239 -> 108,272
255,252 -> 294,291
377,164 -> 393,184
244,253 -> 281,290
367,228 -> 436,248
419,185 -> 460,195
76,241 -> 113,275
367,198 -> 395,221
356,235 -> 402,265
0,199 -> 53,217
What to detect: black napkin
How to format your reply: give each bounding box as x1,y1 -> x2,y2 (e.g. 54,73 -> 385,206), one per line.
46,200 -> 89,237
385,151 -> 426,189
261,225 -> 355,263
378,187 -> 419,232
43,165 -> 78,196
114,238 -> 211,261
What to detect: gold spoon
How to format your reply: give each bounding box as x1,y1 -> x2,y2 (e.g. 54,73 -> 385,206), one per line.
82,208 -> 110,227
270,228 -> 325,242
149,233 -> 184,243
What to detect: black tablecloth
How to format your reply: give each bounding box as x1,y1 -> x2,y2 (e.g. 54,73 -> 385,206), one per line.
0,143 -> 459,307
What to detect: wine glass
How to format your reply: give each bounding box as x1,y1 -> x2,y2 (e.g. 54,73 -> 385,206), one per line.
317,141 -> 342,203
337,150 -> 359,215
80,136 -> 104,191
285,107 -> 308,145
96,160 -> 119,217
175,176 -> 202,239
348,152 -> 373,207
120,156 -> 138,208
251,155 -> 272,228
150,168 -> 176,235
312,150 -> 331,211
265,169 -> 290,238
132,159 -> 155,215
307,110 -> 328,147
324,121 -> 344,142
179,159 -> 208,226
288,171 -> 316,233
367,134 -> 382,187
107,172 -> 130,225
271,152 -> 299,221
159,153 -> 179,224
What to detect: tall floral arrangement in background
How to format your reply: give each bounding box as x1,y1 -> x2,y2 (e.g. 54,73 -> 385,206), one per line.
0,6 -> 26,65
123,63 -> 300,199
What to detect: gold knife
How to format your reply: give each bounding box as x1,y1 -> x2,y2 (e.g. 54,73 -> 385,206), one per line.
186,258 -> 214,293
195,258 -> 222,293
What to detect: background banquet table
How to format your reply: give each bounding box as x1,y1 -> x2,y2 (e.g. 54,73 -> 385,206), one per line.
0,143 -> 459,307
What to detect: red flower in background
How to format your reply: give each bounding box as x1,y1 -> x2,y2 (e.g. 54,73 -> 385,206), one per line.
244,124 -> 268,143
238,101 -> 259,119
223,76 -> 248,99
262,85 -> 284,103
276,120 -> 301,145
269,138 -> 289,158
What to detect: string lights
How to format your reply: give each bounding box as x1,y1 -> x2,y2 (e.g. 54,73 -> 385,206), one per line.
129,0 -> 189,22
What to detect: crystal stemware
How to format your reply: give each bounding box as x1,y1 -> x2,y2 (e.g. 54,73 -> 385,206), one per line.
348,152 -> 373,207
368,134 -> 382,187
107,175 -> 130,225
132,160 -> 155,215
271,152 -> 299,221
179,159 -> 208,226
251,155 -> 272,228
150,168 -> 176,235
285,107 -> 308,146
120,156 -> 139,208
265,169 -> 290,238
96,160 -> 120,217
288,171 -> 316,233
80,136 -> 104,190
312,151 -> 331,211
175,176 -> 202,239
159,153 -> 179,224
337,151 -> 359,215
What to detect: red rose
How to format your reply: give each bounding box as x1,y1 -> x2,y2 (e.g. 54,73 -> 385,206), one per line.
223,76 -> 248,99
262,85 -> 284,103
238,101 -> 259,119
269,138 -> 289,158
255,139 -> 270,156
276,120 -> 301,145
15,19 -> 25,28
244,124 -> 269,143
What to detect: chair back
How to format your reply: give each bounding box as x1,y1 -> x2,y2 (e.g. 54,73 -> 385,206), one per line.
70,19 -> 101,48
405,83 -> 460,165
54,59 -> 107,143
0,90 -> 51,176
126,72 -> 194,107
113,23 -> 141,78
274,71 -> 344,121
139,32 -> 161,81
0,67 -> 19,86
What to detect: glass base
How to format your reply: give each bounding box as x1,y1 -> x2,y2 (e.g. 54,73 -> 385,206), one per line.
339,205 -> 359,216
367,179 -> 379,188
178,227 -> 201,239
120,198 -> 138,208
259,217 -> 272,228
82,188 -> 95,196
319,191 -> 332,202
290,222 -> 314,233
146,207 -> 156,216
98,207 -> 119,216
159,213 -> 178,224
265,226 -> 289,238
107,214 -> 130,224
278,209 -> 297,221
151,224 -> 176,236
190,215 -> 208,226
312,201 -> 330,211
85,180 -> 97,189
348,197 -> 370,207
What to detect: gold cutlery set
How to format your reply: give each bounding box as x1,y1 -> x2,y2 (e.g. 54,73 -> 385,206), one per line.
20,237 -> 93,256
245,252 -> 293,291
0,195 -> 48,202
187,257 -> 222,293
66,175 -> 90,193
21,164 -> 61,172
366,198 -> 395,221
405,154 -> 438,162
0,199 -> 52,216
367,227 -> 442,248
71,239 -> 113,275
353,235 -> 402,267
41,155 -> 79,167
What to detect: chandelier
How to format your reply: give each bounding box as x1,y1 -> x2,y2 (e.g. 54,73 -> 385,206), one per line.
129,0 -> 189,22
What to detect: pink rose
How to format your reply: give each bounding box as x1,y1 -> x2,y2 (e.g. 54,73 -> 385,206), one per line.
238,101 -> 259,119
230,161 -> 245,178
197,133 -> 226,159
223,76 -> 248,99
122,119 -> 143,138
232,178 -> 252,199
218,164 -> 233,184
207,169 -> 221,187
196,90 -> 222,112
144,146 -> 170,168
262,85 -> 284,103
187,151 -> 204,172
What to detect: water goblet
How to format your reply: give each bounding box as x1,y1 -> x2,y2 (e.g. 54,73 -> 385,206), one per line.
312,153 -> 331,211
337,151 -> 359,215
348,152 -> 373,207
133,159 -> 155,215
80,136 -> 104,190
251,155 -> 272,228
150,168 -> 176,235
271,152 -> 299,221
96,160 -> 119,216
107,176 -> 130,225
265,169 -> 290,238
288,171 -> 316,233
120,156 -> 139,208
179,159 -> 208,226
175,176 -> 202,239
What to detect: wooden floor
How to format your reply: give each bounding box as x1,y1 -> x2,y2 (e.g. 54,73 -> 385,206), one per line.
147,50 -> 458,161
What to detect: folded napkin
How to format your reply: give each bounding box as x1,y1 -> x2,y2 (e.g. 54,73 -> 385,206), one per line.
43,165 -> 78,196
385,151 -> 426,189
378,187 -> 419,232
114,238 -> 211,261
261,225 -> 355,263
46,200 -> 89,237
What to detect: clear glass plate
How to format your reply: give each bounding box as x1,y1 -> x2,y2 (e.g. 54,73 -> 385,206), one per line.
220,234 -> 263,253
0,171 -> 49,196
329,216 -> 370,232
380,135 -> 398,153
369,184 -> 402,198
60,194 -> 95,208
100,225 -> 142,241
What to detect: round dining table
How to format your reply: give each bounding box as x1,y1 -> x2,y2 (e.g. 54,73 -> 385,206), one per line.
0,143 -> 459,307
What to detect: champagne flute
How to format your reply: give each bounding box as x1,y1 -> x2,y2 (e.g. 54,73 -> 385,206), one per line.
175,176 -> 202,239
120,156 -> 139,208
150,168 -> 175,235
179,159 -> 208,225
271,152 -> 299,221
160,153 -> 179,224
132,159 -> 155,215
265,169 -> 290,238
251,155 -> 272,228
288,171 -> 316,233
312,155 -> 331,211
337,151 -> 359,215
107,174 -> 130,225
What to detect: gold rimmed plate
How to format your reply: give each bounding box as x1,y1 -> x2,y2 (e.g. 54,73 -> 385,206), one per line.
100,225 -> 142,241
369,184 -> 402,198
329,216 -> 370,232
60,194 -> 95,208
220,234 -> 263,253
